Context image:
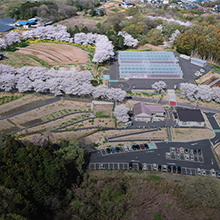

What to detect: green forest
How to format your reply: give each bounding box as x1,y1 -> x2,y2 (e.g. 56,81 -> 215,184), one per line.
1,135 -> 220,220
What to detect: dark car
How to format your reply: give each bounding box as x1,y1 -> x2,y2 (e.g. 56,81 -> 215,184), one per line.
158,165 -> 161,172
139,163 -> 142,171
177,166 -> 181,174
168,165 -> 171,172
106,148 -> 111,154
129,162 -> 133,170
173,165 -> 176,173
144,143 -> 149,149
132,145 -> 136,150
125,96 -> 132,99
193,149 -> 197,155
140,144 -> 145,149
136,144 -> 140,150
216,170 -> 220,178
198,149 -> 202,155
116,147 -> 120,152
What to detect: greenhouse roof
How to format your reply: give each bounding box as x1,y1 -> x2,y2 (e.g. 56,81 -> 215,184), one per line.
118,51 -> 183,78
191,58 -> 207,64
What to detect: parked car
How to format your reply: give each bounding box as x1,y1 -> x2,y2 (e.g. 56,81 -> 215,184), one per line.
129,162 -> 133,170
202,169 -> 206,176
176,153 -> 180,159
190,154 -> 194,160
173,165 -> 176,173
185,148 -> 189,154
176,148 -> 179,153
180,147 -> 184,154
139,163 -> 142,171
168,165 -> 171,172
166,152 -> 170,158
142,163 -> 147,171
111,147 -> 115,153
163,165 -> 167,172
158,164 -> 161,172
106,148 -> 111,154
210,169 -> 216,177
153,163 -> 157,171
132,145 -> 136,150
193,149 -> 197,155
184,153 -> 189,160
198,149 -> 202,155
136,144 -> 140,150
140,144 -> 145,149
177,166 -> 181,174
128,145 -> 133,151
116,147 -> 120,152
100,163 -> 104,170
197,168 -> 201,175
171,147 -> 175,152
144,143 -> 149,149
124,145 -> 128,152
216,170 -> 220,178
124,121 -> 133,128
189,149 -> 193,154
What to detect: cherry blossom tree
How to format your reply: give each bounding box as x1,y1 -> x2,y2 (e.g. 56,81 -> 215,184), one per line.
113,104 -> 130,123
152,81 -> 167,93
195,85 -> 213,102
147,16 -> 191,26
169,29 -> 180,44
180,83 -> 198,100
156,25 -> 163,32
118,31 -> 138,47
213,87 -> 220,103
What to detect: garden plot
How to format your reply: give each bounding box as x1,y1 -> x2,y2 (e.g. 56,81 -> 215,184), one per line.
17,43 -> 89,66
94,103 -> 113,117
10,100 -> 91,125
0,94 -> 49,115
0,119 -> 16,131
195,71 -> 220,85
170,128 -> 215,141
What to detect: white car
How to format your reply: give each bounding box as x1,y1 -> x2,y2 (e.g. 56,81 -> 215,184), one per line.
197,168 -> 201,175
124,145 -> 129,152
180,147 -> 184,154
142,163 -> 147,171
184,153 -> 189,160
166,152 -> 170,158
153,163 -> 157,171
200,68 -> 205,73
210,169 -> 216,177
162,165 -> 167,172
202,169 -> 206,176
128,145 -> 133,151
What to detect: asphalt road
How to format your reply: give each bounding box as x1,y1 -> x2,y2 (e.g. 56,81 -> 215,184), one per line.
89,139 -> 219,170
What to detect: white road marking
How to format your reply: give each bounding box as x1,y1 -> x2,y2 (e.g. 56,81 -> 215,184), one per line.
191,143 -> 198,145
215,139 -> 219,144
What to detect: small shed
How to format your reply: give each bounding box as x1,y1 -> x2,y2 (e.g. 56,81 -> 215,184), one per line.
176,108 -> 205,127
167,89 -> 176,106
190,58 -> 207,67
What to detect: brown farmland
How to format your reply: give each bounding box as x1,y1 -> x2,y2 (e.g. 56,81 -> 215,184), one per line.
17,43 -> 89,65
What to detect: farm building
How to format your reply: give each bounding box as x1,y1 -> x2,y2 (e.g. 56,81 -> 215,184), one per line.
167,89 -> 176,106
118,51 -> 183,79
190,58 -> 207,67
176,108 -> 205,127
134,102 -> 165,122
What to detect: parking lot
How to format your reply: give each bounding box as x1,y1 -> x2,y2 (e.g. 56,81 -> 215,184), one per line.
88,162 -> 217,177
165,147 -> 204,163
100,142 -> 157,156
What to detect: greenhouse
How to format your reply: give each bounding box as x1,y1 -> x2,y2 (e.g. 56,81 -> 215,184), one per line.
190,58 -> 207,67
118,51 -> 183,79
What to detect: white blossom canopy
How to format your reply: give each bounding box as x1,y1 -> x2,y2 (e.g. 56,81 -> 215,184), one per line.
113,104 -> 130,123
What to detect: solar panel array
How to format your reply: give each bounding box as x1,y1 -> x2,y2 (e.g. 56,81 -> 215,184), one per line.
118,51 -> 183,79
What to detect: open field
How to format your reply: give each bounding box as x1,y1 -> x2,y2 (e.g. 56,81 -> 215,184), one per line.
17,43 -> 89,66
170,128 -> 215,141
0,52 -> 42,68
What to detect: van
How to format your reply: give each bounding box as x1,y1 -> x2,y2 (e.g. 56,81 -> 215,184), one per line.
124,121 -> 133,128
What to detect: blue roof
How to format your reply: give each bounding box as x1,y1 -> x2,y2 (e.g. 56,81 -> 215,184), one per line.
0,24 -> 14,33
27,19 -> 35,24
0,17 -> 16,25
18,21 -> 27,25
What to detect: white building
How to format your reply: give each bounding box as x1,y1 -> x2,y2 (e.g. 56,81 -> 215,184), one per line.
176,108 -> 205,127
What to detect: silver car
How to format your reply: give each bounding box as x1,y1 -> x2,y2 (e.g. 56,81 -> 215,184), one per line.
180,147 -> 184,154
142,163 -> 147,171
210,169 -> 216,177
153,163 -> 158,171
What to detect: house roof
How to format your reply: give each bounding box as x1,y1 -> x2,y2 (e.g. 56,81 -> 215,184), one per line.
134,102 -> 165,117
176,108 -> 205,122
18,21 -> 28,25
0,24 -> 14,33
0,17 -> 16,25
